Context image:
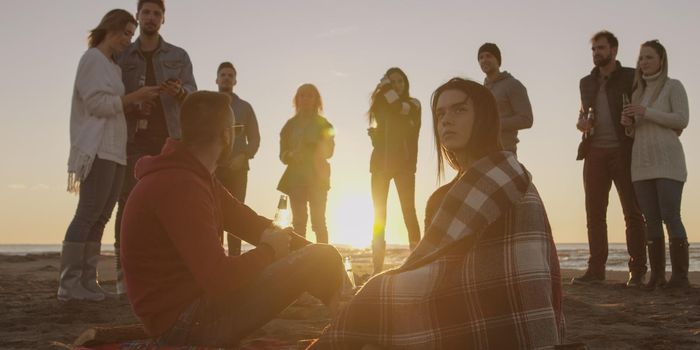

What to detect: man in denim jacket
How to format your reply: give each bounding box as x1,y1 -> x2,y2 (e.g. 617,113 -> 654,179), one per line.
114,0 -> 197,295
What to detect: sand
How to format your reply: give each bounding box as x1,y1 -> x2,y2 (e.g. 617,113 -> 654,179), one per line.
1,250 -> 699,349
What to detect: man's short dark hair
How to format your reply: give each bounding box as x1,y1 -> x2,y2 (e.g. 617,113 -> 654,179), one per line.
591,30 -> 618,48
138,0 -> 165,12
181,91 -> 232,147
217,61 -> 236,75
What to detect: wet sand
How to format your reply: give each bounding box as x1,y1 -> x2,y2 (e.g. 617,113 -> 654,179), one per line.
1,250 -> 699,349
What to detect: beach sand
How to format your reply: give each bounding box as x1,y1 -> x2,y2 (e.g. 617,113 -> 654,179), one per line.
1,250 -> 699,350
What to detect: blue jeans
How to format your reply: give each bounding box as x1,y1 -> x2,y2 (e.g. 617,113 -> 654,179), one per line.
633,178 -> 687,240
64,158 -> 125,243
157,244 -> 344,348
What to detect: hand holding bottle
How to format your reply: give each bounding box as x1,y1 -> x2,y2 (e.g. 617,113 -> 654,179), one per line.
260,227 -> 291,260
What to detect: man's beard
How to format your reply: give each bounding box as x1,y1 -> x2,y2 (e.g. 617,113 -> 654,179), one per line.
594,54 -> 612,67
141,24 -> 159,36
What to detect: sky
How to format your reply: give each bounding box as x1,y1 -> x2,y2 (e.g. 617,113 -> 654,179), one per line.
0,0 -> 698,247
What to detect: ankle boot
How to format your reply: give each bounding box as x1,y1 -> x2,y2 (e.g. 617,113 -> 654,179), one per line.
116,267 -> 127,295
115,247 -> 127,296
643,238 -> 666,290
665,239 -> 690,289
82,242 -> 109,297
57,241 -> 105,301
372,240 -> 386,275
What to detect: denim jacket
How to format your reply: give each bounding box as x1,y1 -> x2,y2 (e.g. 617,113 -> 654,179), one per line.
117,36 -> 197,140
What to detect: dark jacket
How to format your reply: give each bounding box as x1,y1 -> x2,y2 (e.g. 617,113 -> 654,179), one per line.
577,61 -> 635,160
120,139 -> 276,336
277,114 -> 334,193
369,88 -> 421,174
220,92 -> 260,171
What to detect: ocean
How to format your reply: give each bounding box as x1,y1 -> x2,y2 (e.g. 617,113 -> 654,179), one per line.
2,243 -> 699,272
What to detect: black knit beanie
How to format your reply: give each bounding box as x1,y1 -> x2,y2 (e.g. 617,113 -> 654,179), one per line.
478,43 -> 501,66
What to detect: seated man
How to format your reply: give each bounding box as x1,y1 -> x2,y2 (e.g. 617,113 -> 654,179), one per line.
120,91 -> 345,348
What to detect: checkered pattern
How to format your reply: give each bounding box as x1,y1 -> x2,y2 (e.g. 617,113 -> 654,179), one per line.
310,152 -> 564,349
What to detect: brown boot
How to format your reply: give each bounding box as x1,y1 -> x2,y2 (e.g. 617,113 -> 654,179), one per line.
372,240 -> 386,275
665,239 -> 690,289
643,238 -> 666,290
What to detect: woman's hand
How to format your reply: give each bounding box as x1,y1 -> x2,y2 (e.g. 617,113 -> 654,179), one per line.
122,86 -> 160,107
623,104 -> 646,118
620,113 -> 635,126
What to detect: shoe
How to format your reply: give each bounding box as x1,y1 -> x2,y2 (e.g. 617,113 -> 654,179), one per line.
571,269 -> 605,285
664,239 -> 690,289
626,272 -> 646,288
57,241 -> 105,302
372,239 -> 386,275
643,238 -> 666,290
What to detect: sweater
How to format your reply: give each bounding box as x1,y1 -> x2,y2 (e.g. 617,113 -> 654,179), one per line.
67,48 -> 127,189
484,71 -> 533,152
630,75 -> 689,182
120,139 -> 276,336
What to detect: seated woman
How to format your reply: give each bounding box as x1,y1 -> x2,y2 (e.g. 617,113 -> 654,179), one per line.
309,78 -> 564,349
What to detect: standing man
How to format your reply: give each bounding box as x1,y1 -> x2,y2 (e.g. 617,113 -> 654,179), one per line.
477,43 -> 533,154
573,30 -> 646,286
115,0 -> 197,294
215,62 -> 261,257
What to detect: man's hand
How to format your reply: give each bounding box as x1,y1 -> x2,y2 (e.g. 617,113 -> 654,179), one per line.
260,227 -> 291,260
161,79 -> 183,97
576,117 -> 591,133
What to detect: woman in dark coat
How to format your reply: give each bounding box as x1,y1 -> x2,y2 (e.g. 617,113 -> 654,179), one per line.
278,83 -> 334,243
367,67 -> 421,273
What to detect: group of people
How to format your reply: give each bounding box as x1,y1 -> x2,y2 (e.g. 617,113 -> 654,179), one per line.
572,31 -> 690,291
55,0 -> 689,348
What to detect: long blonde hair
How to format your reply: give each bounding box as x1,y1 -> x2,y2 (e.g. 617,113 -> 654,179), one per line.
631,40 -> 668,105
293,83 -> 323,115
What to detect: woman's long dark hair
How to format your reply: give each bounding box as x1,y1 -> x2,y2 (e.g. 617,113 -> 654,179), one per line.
368,67 -> 411,124
431,78 -> 503,180
88,9 -> 137,48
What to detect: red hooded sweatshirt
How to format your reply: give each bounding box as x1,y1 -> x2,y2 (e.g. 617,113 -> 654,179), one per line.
120,139 -> 275,336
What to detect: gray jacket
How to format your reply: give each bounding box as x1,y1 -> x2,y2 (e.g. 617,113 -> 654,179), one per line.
118,36 -> 197,139
484,71 -> 533,152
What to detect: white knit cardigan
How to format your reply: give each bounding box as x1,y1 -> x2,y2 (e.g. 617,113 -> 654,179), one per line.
67,48 -> 127,192
631,74 -> 689,183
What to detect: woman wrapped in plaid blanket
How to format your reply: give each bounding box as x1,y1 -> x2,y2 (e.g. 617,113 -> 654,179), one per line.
309,78 -> 564,349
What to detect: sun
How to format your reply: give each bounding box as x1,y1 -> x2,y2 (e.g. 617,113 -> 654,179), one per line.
327,191 -> 374,249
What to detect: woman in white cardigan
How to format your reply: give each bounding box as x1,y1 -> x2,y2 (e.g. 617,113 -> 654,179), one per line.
621,40 -> 690,289
58,9 -> 160,302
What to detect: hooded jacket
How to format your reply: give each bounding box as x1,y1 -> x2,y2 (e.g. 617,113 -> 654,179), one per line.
120,139 -> 275,336
483,71 -> 533,153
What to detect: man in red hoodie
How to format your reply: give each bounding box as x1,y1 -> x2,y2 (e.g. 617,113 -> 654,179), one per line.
120,91 -> 345,347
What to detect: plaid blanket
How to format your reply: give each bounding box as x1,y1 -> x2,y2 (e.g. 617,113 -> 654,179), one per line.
310,152 -> 564,349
